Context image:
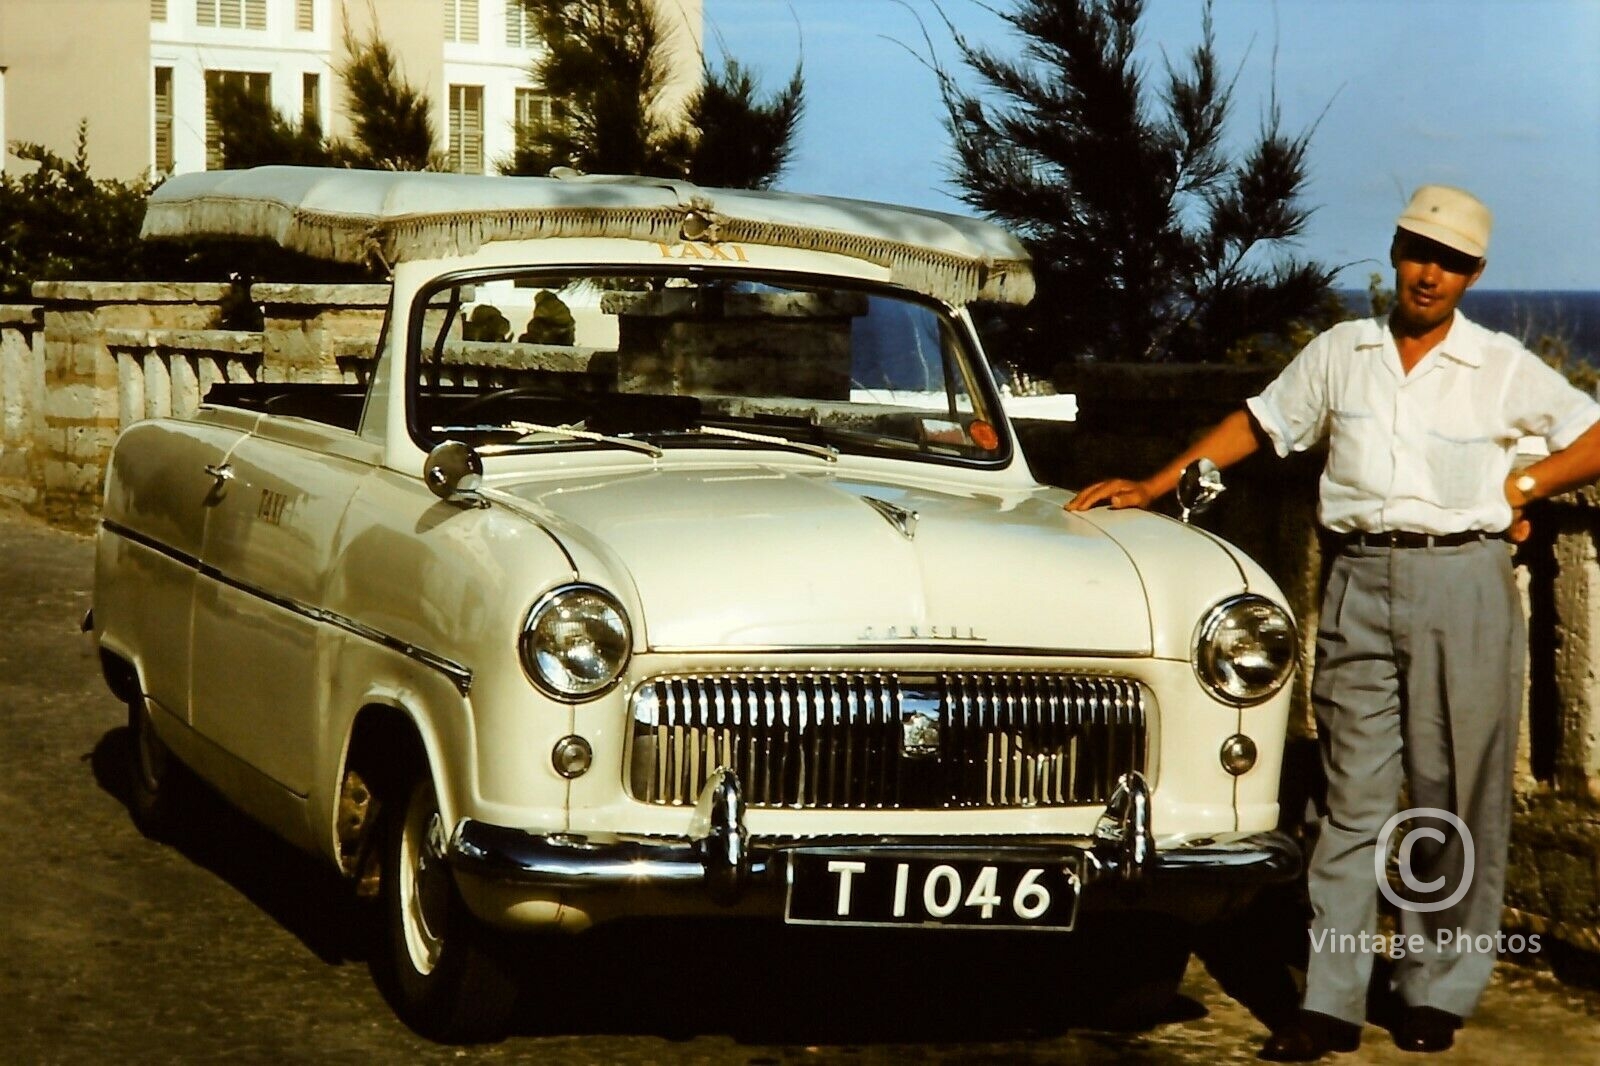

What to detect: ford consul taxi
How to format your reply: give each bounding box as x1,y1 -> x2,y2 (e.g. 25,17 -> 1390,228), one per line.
91,166 -> 1300,1040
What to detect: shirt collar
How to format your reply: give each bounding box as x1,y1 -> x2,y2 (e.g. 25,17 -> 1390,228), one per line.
1362,311 -> 1485,369
1431,312 -> 1484,368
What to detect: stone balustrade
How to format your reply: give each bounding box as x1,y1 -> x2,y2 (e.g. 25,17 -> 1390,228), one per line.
0,282 -> 1595,959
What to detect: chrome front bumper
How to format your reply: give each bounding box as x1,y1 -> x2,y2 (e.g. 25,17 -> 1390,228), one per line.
446,770 -> 1301,920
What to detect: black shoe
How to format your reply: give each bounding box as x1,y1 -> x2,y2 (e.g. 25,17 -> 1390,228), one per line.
1395,1006 -> 1462,1053
1258,1009 -> 1362,1061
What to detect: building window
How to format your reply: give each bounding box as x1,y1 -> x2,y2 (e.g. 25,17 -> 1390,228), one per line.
515,87 -> 555,132
198,0 -> 267,30
295,0 -> 314,32
302,72 -> 321,134
444,0 -> 479,43
153,68 -> 175,174
151,0 -> 168,21
205,70 -> 271,169
506,0 -> 534,48
448,84 -> 484,173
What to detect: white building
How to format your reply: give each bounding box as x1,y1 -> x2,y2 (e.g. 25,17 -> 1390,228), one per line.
0,0 -> 702,180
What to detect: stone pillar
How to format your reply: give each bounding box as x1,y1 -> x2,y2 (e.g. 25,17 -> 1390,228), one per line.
0,304 -> 45,509
605,289 -> 860,398
30,282 -> 233,526
1550,499 -> 1600,801
255,284 -> 389,384
103,330 -> 265,424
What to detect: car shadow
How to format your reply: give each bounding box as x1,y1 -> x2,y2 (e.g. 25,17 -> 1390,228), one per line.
90,726 -> 372,967
495,920 -> 1210,1045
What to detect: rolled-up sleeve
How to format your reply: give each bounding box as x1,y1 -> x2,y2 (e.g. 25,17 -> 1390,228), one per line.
1505,349 -> 1600,450
1246,330 -> 1335,457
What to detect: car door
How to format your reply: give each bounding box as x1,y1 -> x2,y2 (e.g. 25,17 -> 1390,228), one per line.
98,418 -> 250,727
189,424 -> 371,796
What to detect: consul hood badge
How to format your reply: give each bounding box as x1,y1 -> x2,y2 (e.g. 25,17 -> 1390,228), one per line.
861,495 -> 919,540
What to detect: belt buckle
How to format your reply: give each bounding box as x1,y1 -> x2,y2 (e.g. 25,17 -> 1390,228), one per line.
1384,530 -> 1404,548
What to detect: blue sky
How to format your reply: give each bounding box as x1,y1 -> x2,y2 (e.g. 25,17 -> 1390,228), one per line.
701,0 -> 1600,291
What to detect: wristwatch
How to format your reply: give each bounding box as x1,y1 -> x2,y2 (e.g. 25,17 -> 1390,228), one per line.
1514,473 -> 1538,503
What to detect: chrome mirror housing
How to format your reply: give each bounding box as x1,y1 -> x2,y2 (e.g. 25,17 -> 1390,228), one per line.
1176,458 -> 1224,524
423,440 -> 489,508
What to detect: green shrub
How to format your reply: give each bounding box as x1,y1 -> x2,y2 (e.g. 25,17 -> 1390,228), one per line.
0,126 -> 150,301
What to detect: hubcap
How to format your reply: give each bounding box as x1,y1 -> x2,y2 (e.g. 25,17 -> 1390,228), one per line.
399,783 -> 451,975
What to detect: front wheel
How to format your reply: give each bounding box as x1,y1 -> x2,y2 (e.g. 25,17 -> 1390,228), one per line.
376,775 -> 518,1042
127,696 -> 185,840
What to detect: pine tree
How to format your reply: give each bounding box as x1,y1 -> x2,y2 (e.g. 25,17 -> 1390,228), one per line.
205,26 -> 438,172
333,27 -> 439,171
208,80 -> 330,169
504,0 -> 802,190
943,0 -> 1337,369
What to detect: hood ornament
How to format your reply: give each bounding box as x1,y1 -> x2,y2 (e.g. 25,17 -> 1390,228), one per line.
861,495 -> 919,540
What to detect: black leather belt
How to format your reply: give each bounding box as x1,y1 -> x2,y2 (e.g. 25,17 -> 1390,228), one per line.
1340,529 -> 1506,549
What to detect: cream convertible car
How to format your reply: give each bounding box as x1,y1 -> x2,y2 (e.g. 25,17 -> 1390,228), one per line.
93,167 -> 1299,1039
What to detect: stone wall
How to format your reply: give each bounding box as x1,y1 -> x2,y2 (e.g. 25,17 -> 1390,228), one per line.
2,282 -> 387,527
0,282 -> 1596,957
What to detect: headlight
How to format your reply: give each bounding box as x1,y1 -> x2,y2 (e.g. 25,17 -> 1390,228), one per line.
520,584 -> 632,699
1194,594 -> 1297,705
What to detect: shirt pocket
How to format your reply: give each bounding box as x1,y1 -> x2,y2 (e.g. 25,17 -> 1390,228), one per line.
1420,423 -> 1502,510
1326,408 -> 1377,490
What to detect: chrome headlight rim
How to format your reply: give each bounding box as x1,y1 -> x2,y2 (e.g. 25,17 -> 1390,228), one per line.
519,582 -> 632,701
1193,593 -> 1297,706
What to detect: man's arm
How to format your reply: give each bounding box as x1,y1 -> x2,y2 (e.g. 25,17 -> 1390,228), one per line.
1504,418 -> 1600,539
1066,408 -> 1266,512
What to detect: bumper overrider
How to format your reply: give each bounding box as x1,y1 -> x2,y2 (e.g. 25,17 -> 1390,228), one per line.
446,770 -> 1301,926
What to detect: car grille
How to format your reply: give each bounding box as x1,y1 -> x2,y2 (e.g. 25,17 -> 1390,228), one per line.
627,671 -> 1146,809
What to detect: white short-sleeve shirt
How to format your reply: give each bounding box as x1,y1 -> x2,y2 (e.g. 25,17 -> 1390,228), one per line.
1245,313 -> 1600,534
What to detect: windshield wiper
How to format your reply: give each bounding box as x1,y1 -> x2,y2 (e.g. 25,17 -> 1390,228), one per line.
685,424 -> 839,462
492,419 -> 664,458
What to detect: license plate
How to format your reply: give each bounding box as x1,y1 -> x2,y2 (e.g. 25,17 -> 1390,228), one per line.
785,850 -> 1085,931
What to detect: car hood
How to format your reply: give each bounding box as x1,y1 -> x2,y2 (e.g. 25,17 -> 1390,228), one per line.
500,466 -> 1202,653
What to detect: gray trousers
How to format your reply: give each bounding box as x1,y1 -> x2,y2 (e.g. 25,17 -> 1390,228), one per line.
1301,538 -> 1523,1026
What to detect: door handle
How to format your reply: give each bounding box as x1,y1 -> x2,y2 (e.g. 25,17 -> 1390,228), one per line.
204,462 -> 234,485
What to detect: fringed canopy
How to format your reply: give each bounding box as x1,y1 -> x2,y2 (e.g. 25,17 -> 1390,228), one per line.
142,167 -> 1034,307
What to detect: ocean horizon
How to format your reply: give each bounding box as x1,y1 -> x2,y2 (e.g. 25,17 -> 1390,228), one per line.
1339,289 -> 1600,361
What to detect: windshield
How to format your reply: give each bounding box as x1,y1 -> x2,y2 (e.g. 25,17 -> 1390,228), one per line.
406,268 -> 1009,465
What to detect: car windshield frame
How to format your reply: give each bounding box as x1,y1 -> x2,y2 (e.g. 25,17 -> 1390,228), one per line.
403,263 -> 1015,470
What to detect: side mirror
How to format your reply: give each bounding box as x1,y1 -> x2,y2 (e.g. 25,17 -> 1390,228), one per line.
1176,458 -> 1224,524
423,440 -> 489,509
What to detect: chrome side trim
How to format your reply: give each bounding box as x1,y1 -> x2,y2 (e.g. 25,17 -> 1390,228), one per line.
101,519 -> 474,695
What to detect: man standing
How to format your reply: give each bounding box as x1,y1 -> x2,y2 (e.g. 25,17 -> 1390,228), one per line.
1068,186 -> 1600,1059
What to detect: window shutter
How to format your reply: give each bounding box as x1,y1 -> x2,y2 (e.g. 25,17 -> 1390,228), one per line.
445,0 -> 481,43
449,85 -> 483,173
153,68 -> 173,173
296,0 -> 314,31
246,0 -> 266,30
302,72 -> 321,131
151,0 -> 167,22
506,1 -> 530,47
206,70 -> 271,169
